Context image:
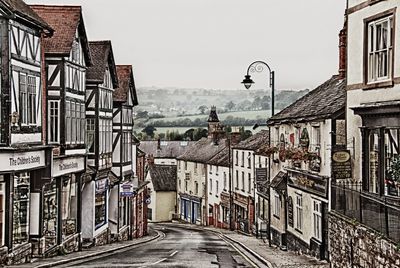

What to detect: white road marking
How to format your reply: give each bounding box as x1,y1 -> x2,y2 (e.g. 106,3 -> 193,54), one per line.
151,258 -> 167,265
170,250 -> 179,257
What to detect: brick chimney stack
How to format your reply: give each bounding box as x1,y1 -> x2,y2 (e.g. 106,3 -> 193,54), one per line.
338,19 -> 347,79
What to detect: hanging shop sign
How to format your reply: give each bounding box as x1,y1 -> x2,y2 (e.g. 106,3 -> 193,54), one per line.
95,178 -> 108,194
53,156 -> 85,177
300,128 -> 310,149
120,181 -> 136,197
332,150 -> 352,181
0,150 -> 45,172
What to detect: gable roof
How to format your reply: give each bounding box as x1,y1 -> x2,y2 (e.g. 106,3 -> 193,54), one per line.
148,165 -> 177,191
114,65 -> 138,105
87,40 -> 118,87
30,5 -> 91,65
177,137 -> 226,163
3,0 -> 52,32
268,75 -> 346,124
139,140 -> 195,159
207,146 -> 229,167
233,130 -> 269,151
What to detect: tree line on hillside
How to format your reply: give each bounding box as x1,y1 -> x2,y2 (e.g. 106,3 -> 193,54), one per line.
136,126 -> 252,141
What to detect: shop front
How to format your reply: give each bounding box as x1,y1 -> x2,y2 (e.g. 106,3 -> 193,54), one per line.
40,155 -> 85,256
0,148 -> 51,265
179,193 -> 202,224
233,192 -> 250,233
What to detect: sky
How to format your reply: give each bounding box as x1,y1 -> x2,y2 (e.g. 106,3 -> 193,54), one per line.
25,0 -> 347,91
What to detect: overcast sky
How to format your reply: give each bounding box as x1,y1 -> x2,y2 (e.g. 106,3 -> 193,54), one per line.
26,0 -> 346,91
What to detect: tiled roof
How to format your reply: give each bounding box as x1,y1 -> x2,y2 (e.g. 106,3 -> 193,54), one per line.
30,5 -> 90,64
207,146 -> 229,167
177,137 -> 226,163
87,40 -> 118,87
114,65 -> 138,105
149,165 -> 177,191
139,140 -> 195,159
233,130 -> 269,151
268,75 -> 346,124
5,0 -> 52,32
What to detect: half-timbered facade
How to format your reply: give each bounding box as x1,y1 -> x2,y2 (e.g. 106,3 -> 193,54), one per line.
83,40 -> 118,246
111,65 -> 138,240
0,0 -> 53,265
30,5 -> 91,255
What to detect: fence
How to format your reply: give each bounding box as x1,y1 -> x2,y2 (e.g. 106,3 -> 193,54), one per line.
331,182 -> 400,243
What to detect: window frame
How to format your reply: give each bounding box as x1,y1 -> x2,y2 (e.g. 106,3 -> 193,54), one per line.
363,9 -> 396,88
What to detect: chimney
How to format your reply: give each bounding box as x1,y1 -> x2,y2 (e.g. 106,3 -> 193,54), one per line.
338,19 -> 347,79
148,154 -> 155,166
230,126 -> 242,145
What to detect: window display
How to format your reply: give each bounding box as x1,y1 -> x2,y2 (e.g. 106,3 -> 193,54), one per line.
43,180 -> 57,248
61,175 -> 78,237
95,179 -> 108,229
13,173 -> 30,246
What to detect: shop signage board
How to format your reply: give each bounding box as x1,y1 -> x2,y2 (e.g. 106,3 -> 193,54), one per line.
332,150 -> 352,181
53,156 -> 85,177
0,150 -> 45,172
120,181 -> 135,197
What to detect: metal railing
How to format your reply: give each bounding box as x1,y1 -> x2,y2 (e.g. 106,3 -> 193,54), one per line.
331,182 -> 400,243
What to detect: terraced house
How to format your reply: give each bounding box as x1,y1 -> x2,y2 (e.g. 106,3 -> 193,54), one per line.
82,40 -> 119,246
30,5 -> 92,255
0,0 -> 53,264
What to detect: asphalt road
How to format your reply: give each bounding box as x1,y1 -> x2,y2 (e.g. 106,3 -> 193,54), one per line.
62,224 -> 255,268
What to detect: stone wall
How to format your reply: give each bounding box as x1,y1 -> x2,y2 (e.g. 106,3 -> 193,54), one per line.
286,231 -> 323,260
329,211 -> 400,268
118,226 -> 130,241
7,243 -> 32,265
94,228 -> 110,246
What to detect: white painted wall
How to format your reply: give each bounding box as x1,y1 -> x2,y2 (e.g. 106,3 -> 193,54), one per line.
232,149 -> 254,198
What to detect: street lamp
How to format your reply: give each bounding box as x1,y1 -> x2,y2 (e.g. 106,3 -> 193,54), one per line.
241,61 -> 275,116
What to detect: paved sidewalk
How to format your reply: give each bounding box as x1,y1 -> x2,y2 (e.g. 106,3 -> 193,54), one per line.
6,230 -> 159,268
169,222 -> 329,268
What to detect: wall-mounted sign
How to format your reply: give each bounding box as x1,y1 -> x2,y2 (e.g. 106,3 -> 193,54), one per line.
0,150 -> 45,172
53,156 -> 85,177
96,179 -> 108,194
332,150 -> 352,181
300,128 -> 310,149
120,181 -> 136,197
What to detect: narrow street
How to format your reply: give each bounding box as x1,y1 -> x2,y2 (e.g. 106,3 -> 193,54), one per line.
60,224 -> 255,268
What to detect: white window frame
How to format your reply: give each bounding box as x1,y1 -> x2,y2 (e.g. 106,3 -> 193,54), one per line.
367,15 -> 394,83
313,200 -> 322,240
48,100 -> 60,143
296,194 -> 303,231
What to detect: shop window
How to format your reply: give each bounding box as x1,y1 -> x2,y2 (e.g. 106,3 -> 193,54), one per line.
119,197 -> 129,227
13,173 -> 30,246
61,176 -> 78,237
95,179 -> 108,229
43,180 -> 57,247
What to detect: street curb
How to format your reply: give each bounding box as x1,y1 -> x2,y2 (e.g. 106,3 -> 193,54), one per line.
165,223 -> 273,268
221,234 -> 274,268
32,231 -> 161,268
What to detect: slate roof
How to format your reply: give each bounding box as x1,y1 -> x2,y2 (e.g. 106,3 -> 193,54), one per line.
207,146 -> 229,167
139,141 -> 195,159
177,137 -> 226,163
149,165 -> 177,192
4,0 -> 52,32
114,65 -> 138,105
268,75 -> 346,124
30,5 -> 91,64
232,130 -> 269,151
87,40 -> 118,87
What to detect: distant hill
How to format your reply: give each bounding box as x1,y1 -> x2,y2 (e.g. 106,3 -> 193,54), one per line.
135,87 -> 310,117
